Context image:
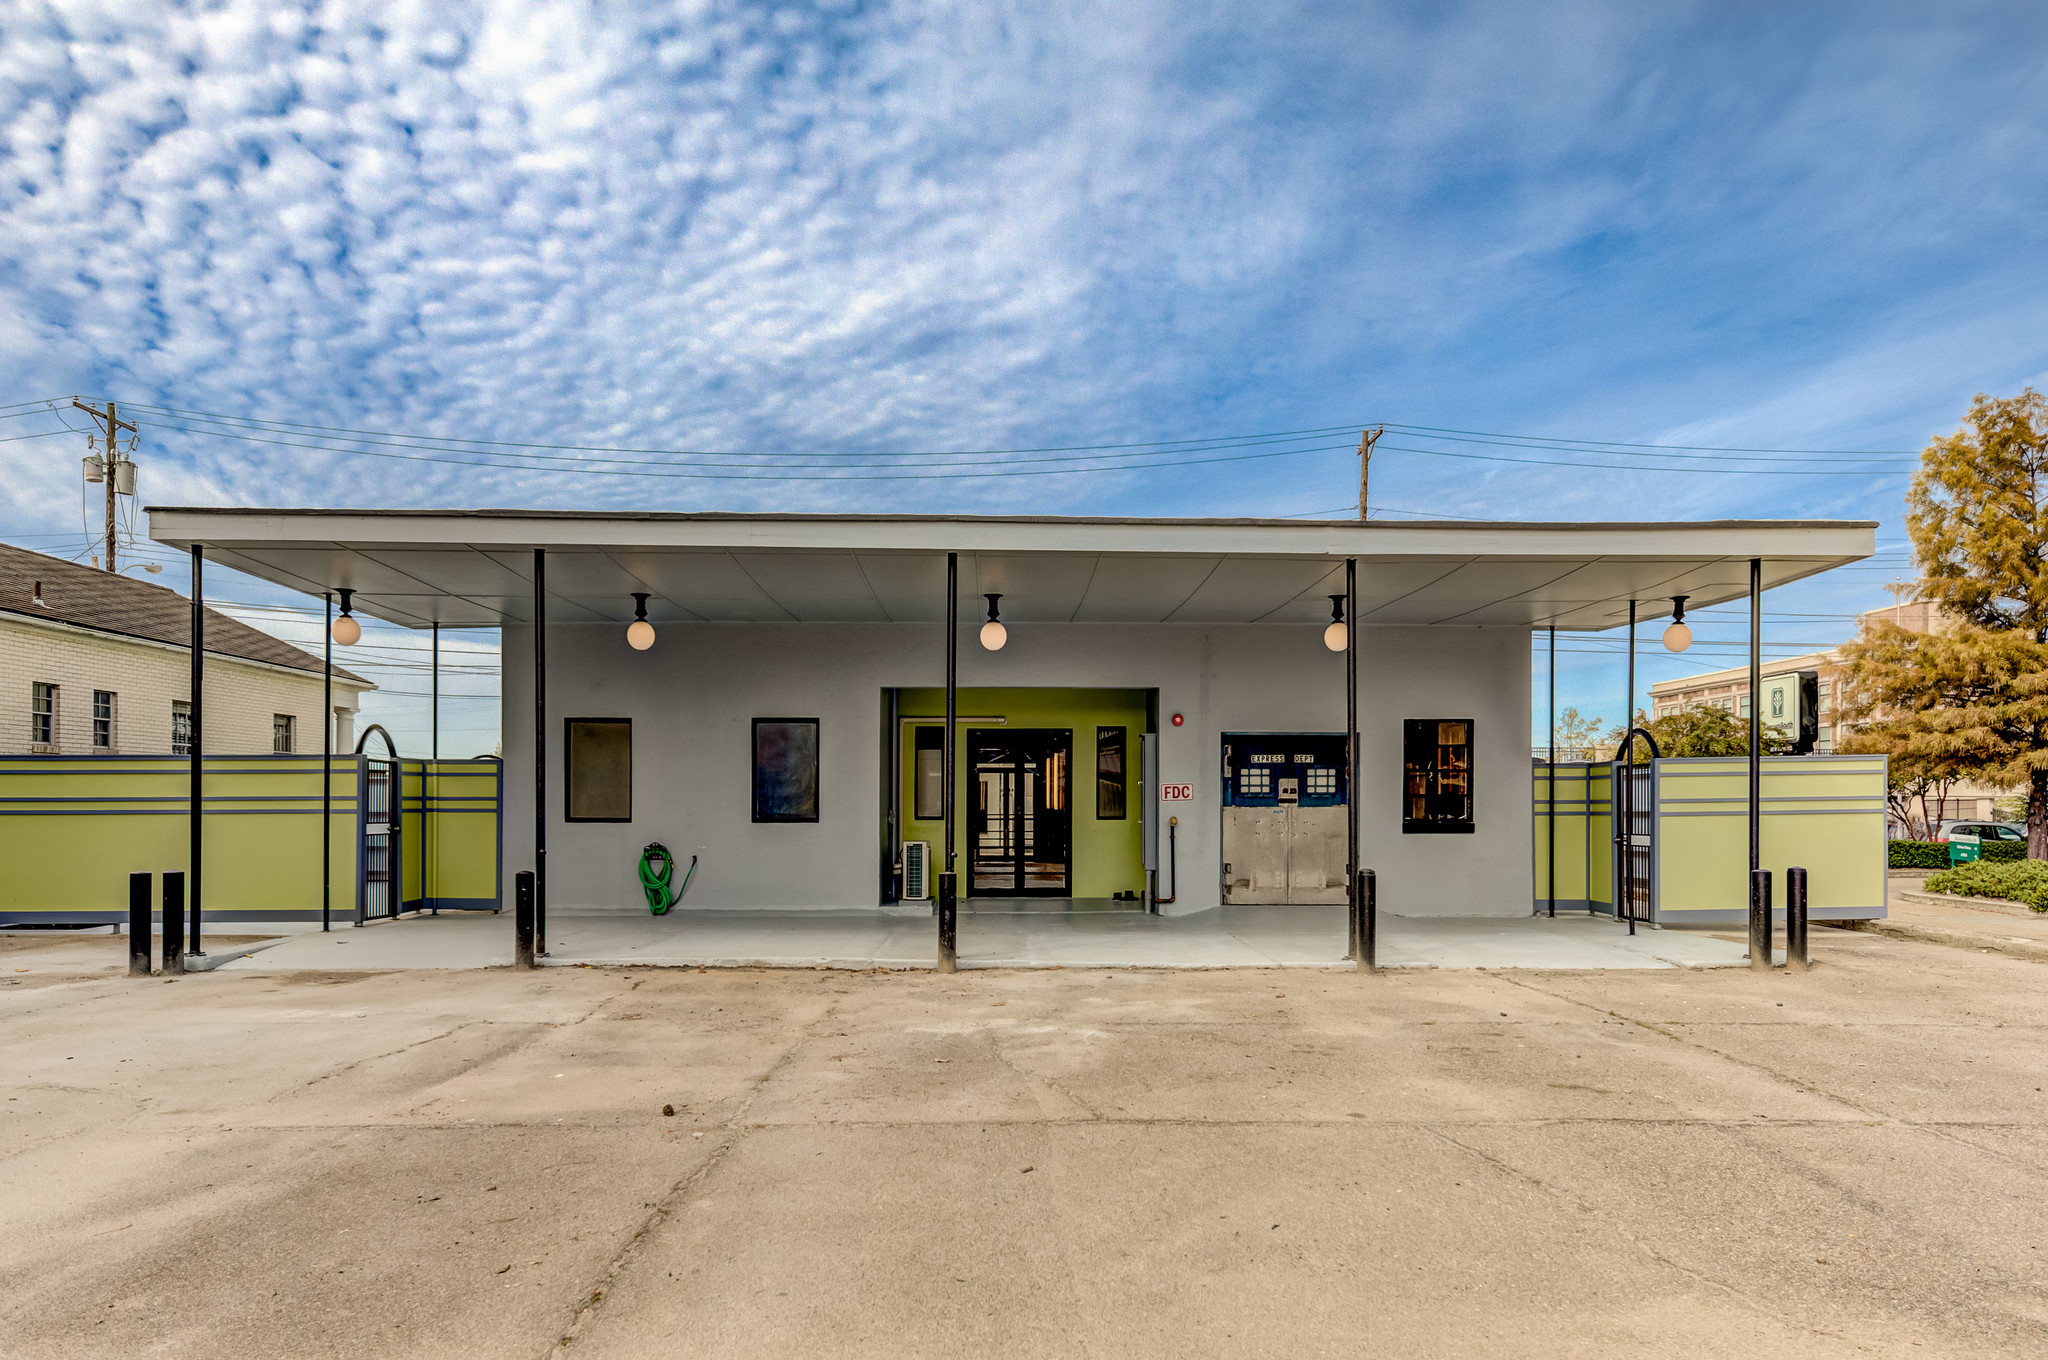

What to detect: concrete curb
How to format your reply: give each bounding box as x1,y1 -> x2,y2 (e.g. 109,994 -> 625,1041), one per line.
180,937 -> 293,972
1837,916 -> 2048,963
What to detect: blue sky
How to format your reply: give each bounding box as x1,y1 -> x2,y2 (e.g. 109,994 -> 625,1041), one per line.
3,0 -> 2046,751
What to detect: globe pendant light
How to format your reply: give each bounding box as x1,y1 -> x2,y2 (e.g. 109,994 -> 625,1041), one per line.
1662,594 -> 1692,653
1323,594 -> 1347,652
627,592 -> 656,651
330,587 -> 361,646
980,593 -> 1007,651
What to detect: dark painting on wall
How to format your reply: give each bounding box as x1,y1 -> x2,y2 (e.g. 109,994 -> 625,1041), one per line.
753,718 -> 820,823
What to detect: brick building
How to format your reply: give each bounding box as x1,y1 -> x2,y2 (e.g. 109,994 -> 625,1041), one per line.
1,543 -> 371,756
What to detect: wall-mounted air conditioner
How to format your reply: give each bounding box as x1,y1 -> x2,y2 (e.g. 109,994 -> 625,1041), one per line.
901,840 -> 931,901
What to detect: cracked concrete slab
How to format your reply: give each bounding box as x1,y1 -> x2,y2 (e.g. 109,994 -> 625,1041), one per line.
2,929 -> 2044,1358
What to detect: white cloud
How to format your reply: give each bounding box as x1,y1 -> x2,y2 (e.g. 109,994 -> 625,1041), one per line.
3,0 -> 2047,734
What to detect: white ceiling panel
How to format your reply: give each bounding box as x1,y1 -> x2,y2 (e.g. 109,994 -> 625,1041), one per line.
151,510 -> 1877,634
1072,555 -> 1223,622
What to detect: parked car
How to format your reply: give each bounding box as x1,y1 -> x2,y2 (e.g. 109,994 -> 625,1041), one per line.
1937,820 -> 2027,843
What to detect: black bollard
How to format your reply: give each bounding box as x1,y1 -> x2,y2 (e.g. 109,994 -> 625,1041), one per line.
1363,868 -> 1378,972
937,871 -> 958,973
1748,868 -> 1771,972
162,872 -> 186,975
1786,866 -> 1809,972
514,870 -> 535,970
128,873 -> 152,976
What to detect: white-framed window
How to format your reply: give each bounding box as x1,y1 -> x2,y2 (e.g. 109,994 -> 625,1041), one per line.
93,690 -> 116,750
171,701 -> 192,756
31,682 -> 57,748
273,713 -> 295,753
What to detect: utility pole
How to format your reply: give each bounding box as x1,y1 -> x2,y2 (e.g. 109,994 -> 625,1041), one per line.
1357,426 -> 1383,520
74,399 -> 136,572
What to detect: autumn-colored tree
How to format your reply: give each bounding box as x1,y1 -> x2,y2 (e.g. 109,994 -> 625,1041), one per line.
1842,389 -> 2048,854
1909,388 -> 2048,641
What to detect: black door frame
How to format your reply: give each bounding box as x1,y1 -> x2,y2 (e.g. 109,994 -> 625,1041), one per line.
969,727 -> 1073,896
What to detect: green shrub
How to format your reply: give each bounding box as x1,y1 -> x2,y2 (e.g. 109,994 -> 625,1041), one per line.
1982,839 -> 2028,863
1888,840 -> 1949,869
1923,859 -> 2048,911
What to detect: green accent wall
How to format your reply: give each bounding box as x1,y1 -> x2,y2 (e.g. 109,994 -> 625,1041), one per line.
897,687 -> 1149,900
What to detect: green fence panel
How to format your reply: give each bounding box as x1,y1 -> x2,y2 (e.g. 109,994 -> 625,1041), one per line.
0,755 -> 362,922
1532,762 -> 1612,914
1651,755 -> 1886,921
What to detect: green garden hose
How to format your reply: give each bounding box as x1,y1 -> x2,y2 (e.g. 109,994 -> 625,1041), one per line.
638,843 -> 696,916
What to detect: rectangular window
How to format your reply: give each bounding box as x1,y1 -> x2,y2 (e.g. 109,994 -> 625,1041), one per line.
913,725 -> 945,820
31,682 -> 57,747
93,690 -> 115,750
1402,718 -> 1474,834
171,701 -> 192,756
1096,726 -> 1126,819
272,713 -> 294,753
753,718 -> 820,823
565,718 -> 632,822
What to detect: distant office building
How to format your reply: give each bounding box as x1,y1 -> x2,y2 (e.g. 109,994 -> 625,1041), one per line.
1648,598 -> 2009,822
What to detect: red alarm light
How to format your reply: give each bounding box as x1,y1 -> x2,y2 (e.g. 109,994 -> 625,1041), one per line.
1170,713 -> 1184,727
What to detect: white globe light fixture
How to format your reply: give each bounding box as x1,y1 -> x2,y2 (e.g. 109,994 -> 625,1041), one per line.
627,592 -> 656,651
1662,594 -> 1692,653
980,593 -> 1007,651
1323,594 -> 1348,652
330,588 -> 361,645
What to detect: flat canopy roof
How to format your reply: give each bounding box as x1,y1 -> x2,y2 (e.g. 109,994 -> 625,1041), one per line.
147,508 -> 1876,632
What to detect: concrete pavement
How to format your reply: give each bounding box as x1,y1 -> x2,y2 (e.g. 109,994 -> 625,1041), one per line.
2,926 -> 2046,1357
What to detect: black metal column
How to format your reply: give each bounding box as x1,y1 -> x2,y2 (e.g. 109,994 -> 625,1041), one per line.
1547,623 -> 1556,918
938,552 -> 959,972
1749,557 -> 1762,877
534,549 -> 548,958
187,545 -> 204,962
322,591 -> 332,932
1345,558 -> 1364,967
429,619 -> 439,914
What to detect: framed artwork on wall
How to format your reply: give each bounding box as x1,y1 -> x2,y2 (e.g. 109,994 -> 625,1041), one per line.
754,718 -> 820,823
565,718 -> 632,823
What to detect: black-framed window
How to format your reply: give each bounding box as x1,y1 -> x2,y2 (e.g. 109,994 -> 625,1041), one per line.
171,700 -> 191,756
272,713 -> 294,753
93,690 -> 116,750
754,718 -> 820,823
913,724 -> 945,820
1402,718 -> 1474,834
1096,726 -> 1126,819
566,718 -> 633,822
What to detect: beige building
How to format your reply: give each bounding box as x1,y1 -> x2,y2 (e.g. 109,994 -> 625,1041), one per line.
1,543 -> 371,756
1648,598 -> 2009,823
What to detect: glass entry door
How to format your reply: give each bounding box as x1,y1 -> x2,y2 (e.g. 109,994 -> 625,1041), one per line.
970,729 -> 1073,895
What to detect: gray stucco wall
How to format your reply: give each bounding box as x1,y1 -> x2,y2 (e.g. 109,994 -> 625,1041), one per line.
501,621 -> 1532,917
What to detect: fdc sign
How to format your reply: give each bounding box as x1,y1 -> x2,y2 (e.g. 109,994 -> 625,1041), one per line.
1159,783 -> 1195,802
